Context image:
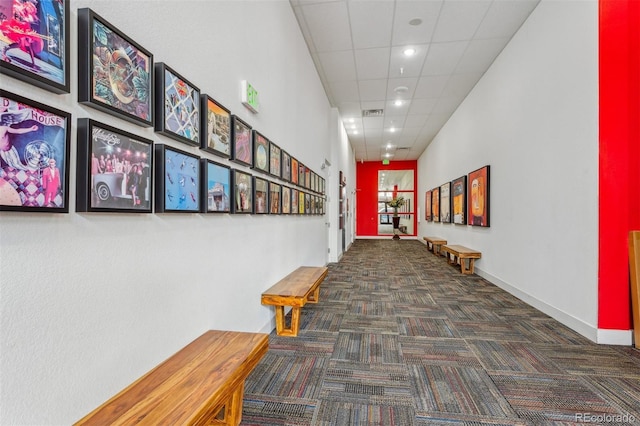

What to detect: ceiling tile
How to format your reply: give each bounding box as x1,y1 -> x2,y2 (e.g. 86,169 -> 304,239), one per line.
336,102 -> 364,119
407,98 -> 437,115
329,80 -> 360,103
432,96 -> 463,115
422,41 -> 468,76
358,79 -> 388,102
348,0 -> 395,49
363,116 -> 384,131
318,50 -> 357,82
301,1 -> 352,52
355,47 -> 391,80
389,45 -> 428,78
391,0 -> 443,46
414,75 -> 449,99
404,114 -> 429,128
431,0 -> 492,43
383,115 -> 407,129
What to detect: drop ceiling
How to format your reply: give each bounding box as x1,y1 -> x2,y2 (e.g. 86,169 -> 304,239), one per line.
290,0 -> 540,162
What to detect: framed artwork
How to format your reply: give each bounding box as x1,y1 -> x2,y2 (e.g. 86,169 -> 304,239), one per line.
230,115 -> 252,167
431,187 -> 440,222
425,190 -> 432,221
310,195 -> 316,215
281,150 -> 291,182
269,182 -> 281,214
269,142 -> 281,178
452,175 -> 467,225
201,159 -> 230,213
319,197 -> 325,215
200,95 -> 230,158
155,62 -> 200,146
254,176 -> 268,214
232,169 -> 252,213
290,157 -> 299,185
440,182 -> 451,223
0,0 -> 69,93
291,188 -> 298,214
468,165 -> 490,227
251,130 -> 269,174
320,177 -> 325,195
78,8 -> 153,126
281,186 -> 291,214
298,190 -> 305,214
304,166 -> 311,189
154,144 -> 200,213
298,163 -> 305,188
76,119 -> 152,213
304,192 -> 311,214
0,91 -> 70,212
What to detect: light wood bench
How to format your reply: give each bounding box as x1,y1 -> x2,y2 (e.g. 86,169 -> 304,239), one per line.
261,266 -> 328,337
441,244 -> 482,275
423,236 -> 447,256
74,330 -> 268,426
629,231 -> 640,348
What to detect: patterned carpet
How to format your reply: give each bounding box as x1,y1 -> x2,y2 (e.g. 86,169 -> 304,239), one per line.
242,239 -> 640,425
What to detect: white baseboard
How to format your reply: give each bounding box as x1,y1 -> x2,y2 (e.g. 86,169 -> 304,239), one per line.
596,328 -> 633,346
475,268 -> 601,344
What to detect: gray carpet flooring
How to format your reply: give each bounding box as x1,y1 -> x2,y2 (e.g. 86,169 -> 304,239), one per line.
241,239 -> 640,425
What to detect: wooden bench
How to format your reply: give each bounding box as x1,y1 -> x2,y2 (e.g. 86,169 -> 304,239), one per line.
629,231 -> 640,348
423,236 -> 447,256
74,330 -> 268,426
441,244 -> 482,275
261,266 -> 328,337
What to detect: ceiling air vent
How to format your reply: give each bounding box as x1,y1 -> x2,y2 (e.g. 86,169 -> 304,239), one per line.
396,147 -> 410,150
362,109 -> 384,117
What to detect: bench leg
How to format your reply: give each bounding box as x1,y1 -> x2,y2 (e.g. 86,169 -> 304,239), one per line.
210,382 -> 245,426
460,258 -> 475,275
307,286 -> 320,304
434,244 -> 441,256
274,306 -> 301,337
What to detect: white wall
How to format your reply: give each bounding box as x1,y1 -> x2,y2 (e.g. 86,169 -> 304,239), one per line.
418,0 -> 600,341
0,1 -> 338,424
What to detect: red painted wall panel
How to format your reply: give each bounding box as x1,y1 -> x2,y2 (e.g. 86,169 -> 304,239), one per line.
599,0 -> 640,330
356,160 -> 418,237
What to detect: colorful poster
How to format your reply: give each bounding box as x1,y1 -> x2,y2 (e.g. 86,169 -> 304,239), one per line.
468,166 -> 490,227
0,93 -> 69,210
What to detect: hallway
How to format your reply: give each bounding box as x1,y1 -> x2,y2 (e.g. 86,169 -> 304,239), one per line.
242,239 -> 640,425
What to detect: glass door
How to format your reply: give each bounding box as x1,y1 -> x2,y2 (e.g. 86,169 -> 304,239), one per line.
377,170 -> 415,236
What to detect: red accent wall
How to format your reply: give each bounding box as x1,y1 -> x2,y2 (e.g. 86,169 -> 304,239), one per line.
599,0 -> 640,330
356,160 -> 418,237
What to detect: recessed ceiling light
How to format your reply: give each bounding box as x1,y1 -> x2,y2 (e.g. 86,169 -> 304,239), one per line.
393,100 -> 403,107
403,47 -> 416,57
348,118 -> 354,123
389,127 -> 396,133
409,18 -> 422,26
353,130 -> 358,134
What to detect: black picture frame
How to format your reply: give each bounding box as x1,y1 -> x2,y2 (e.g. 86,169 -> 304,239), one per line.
200,159 -> 231,213
269,141 -> 281,178
281,185 -> 291,214
281,150 -> 291,182
440,181 -> 451,223
230,115 -> 252,167
291,188 -> 298,215
78,8 -> 153,126
269,181 -> 281,214
0,90 -> 71,213
155,62 -> 200,146
200,95 -> 231,158
254,176 -> 268,214
451,175 -> 467,225
251,130 -> 269,174
468,165 -> 490,227
154,144 -> 200,213
76,118 -> 153,213
232,169 -> 253,213
0,0 -> 70,93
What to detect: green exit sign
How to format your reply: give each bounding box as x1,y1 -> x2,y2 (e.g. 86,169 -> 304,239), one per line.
241,80 -> 259,113
382,159 -> 390,165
